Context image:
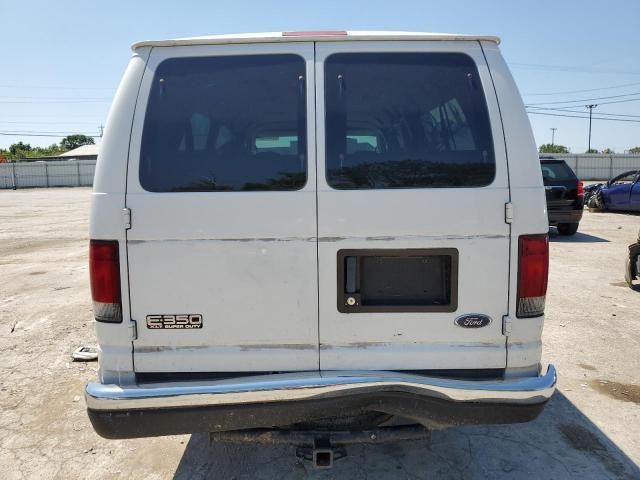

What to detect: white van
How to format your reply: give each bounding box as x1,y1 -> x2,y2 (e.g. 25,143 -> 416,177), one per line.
85,31 -> 555,440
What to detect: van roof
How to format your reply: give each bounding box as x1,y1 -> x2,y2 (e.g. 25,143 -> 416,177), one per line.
131,31 -> 500,51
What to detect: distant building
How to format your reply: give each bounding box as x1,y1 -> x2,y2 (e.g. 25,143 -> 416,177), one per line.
53,144 -> 99,160
18,144 -> 100,162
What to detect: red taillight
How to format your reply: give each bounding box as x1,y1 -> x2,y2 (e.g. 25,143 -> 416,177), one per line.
577,180 -> 584,196
517,234 -> 549,318
89,240 -> 122,323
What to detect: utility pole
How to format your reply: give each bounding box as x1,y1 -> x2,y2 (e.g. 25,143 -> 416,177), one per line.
550,127 -> 557,145
585,104 -> 598,152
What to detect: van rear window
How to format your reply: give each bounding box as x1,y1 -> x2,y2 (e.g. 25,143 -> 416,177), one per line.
140,55 -> 307,192
324,53 -> 495,189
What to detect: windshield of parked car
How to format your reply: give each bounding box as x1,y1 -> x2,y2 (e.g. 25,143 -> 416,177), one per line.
609,171 -> 638,185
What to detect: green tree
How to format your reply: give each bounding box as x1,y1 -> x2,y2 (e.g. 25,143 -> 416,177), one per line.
9,142 -> 32,156
60,134 -> 95,151
601,148 -> 615,154
39,143 -> 65,157
539,143 -> 569,154
628,146 -> 640,154
2,142 -> 67,161
586,148 -> 598,154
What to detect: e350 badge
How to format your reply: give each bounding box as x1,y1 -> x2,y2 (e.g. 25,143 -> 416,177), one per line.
146,314 -> 203,329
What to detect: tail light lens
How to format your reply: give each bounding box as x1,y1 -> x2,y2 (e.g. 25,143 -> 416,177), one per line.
89,240 -> 122,323
517,234 -> 549,318
577,180 -> 584,196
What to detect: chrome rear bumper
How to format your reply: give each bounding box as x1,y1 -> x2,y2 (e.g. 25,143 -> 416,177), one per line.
86,365 -> 556,411
86,366 -> 556,438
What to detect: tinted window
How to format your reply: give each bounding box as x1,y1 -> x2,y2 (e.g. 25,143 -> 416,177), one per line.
325,53 -> 495,189
140,55 -> 307,192
541,161 -> 577,182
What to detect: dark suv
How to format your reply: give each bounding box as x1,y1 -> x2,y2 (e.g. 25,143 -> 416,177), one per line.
540,158 -> 584,235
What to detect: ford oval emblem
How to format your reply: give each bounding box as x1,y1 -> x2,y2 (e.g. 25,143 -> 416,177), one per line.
454,314 -> 492,328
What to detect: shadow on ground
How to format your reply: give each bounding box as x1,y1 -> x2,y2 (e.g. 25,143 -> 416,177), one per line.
549,229 -> 609,243
172,391 -> 639,479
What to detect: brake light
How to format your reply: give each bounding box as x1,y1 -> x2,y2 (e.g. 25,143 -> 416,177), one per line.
517,234 -> 549,318
89,240 -> 122,323
577,180 -> 584,196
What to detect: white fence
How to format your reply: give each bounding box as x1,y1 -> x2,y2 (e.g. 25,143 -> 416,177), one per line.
0,160 -> 96,189
1,154 -> 639,189
545,154 -> 640,180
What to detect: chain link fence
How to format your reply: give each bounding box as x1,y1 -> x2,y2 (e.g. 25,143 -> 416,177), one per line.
1,155 -> 639,189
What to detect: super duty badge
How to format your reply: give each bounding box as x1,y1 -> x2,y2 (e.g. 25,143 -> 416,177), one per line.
146,314 -> 203,329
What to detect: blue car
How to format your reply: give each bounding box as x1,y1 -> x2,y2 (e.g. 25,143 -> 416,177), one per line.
588,170 -> 640,212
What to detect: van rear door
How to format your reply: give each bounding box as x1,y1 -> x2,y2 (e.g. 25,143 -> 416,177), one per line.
126,43 -> 319,373
315,42 -> 510,370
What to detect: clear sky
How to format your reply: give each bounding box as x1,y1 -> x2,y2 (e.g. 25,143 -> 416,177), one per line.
1,0 -> 638,153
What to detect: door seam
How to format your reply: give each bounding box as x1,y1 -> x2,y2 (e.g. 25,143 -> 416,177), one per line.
125,46 -> 153,373
313,42 -> 321,372
478,41 -> 511,369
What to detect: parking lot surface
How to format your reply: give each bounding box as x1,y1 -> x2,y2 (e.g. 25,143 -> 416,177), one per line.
1,188 -> 639,479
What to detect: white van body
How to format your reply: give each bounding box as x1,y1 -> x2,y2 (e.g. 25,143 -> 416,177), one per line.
86,32 -> 555,439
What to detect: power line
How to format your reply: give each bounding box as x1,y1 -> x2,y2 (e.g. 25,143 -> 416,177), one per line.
525,91 -> 640,106
0,96 -> 111,100
0,129 -> 99,134
0,129 -> 100,136
0,120 -> 105,125
509,62 -> 640,75
526,97 -> 640,109
592,97 -> 640,106
1,113 -> 106,118
525,111 -> 640,123
0,84 -> 115,90
0,132 -> 100,137
0,99 -> 111,104
526,106 -> 640,118
523,81 -> 640,96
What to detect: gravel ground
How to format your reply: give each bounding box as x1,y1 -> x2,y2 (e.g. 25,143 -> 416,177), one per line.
0,187 -> 639,479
